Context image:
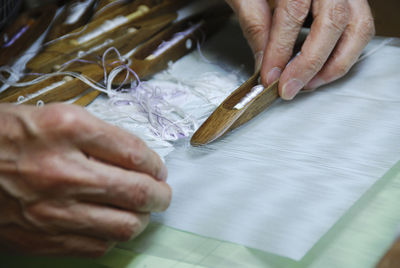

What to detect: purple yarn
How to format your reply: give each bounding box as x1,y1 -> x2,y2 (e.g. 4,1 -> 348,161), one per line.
2,24 -> 30,48
61,58 -> 98,69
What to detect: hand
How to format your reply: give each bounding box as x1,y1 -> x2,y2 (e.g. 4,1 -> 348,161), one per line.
226,0 -> 375,100
0,103 -> 171,257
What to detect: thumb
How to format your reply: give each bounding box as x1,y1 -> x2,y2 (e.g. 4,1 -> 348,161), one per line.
226,0 -> 272,72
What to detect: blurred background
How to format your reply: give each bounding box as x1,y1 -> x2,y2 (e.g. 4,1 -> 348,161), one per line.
368,0 -> 400,38
0,0 -> 66,31
1,0 -> 400,36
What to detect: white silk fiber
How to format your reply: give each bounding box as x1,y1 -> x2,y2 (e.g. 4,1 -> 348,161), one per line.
150,38 -> 400,260
87,19 -> 250,159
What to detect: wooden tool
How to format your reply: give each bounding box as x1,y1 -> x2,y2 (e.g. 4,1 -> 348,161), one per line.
0,5 -> 232,106
0,11 -> 176,102
377,237 -> 400,268
73,6 -> 233,106
190,72 -> 280,146
45,0 -> 99,42
0,64 -> 105,105
26,0 -> 155,73
0,4 -> 57,66
73,89 -> 101,106
112,4 -> 233,82
26,0 -> 187,74
60,11 -> 180,72
92,0 -> 120,12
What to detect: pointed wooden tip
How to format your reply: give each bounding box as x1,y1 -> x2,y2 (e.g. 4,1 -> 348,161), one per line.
190,75 -> 279,147
190,107 -> 242,146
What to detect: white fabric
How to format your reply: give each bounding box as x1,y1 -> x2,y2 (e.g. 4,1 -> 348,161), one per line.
150,40 -> 400,260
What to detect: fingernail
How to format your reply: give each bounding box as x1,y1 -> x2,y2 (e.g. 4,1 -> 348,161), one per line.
282,79 -> 304,100
306,77 -> 326,90
254,51 -> 264,73
267,67 -> 282,85
157,165 -> 168,182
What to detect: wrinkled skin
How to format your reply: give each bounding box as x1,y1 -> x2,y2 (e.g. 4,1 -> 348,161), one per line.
226,0 -> 375,100
0,103 -> 171,257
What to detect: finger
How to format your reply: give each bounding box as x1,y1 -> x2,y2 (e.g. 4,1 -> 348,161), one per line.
68,157 -> 172,213
25,202 -> 150,242
78,122 -> 167,182
305,0 -> 375,89
14,149 -> 172,213
32,104 -> 168,181
226,0 -> 272,72
278,0 -> 350,100
261,0 -> 312,85
0,225 -> 112,258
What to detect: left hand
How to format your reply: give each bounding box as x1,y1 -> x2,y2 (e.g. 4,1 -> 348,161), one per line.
0,103 -> 171,257
226,0 -> 375,100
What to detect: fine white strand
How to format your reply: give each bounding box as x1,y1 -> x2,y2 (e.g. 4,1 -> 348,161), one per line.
146,21 -> 204,59
358,38 -> 394,62
76,38 -> 115,59
17,80 -> 67,104
94,0 -> 130,18
231,38 -> 396,111
45,0 -> 131,46
65,0 -> 96,25
77,16 -> 128,44
0,66 -> 108,93
44,25 -> 89,46
234,84 -> 264,110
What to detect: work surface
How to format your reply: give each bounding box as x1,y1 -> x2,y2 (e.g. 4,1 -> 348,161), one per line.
2,163 -> 400,267
2,11 -> 400,268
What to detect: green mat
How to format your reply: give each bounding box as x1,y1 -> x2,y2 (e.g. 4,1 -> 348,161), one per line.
1,161 -> 400,268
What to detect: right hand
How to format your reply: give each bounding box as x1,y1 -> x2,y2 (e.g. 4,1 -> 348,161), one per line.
0,103 -> 171,257
227,0 -> 374,100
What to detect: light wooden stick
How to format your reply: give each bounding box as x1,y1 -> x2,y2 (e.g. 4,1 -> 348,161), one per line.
73,90 -> 101,106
